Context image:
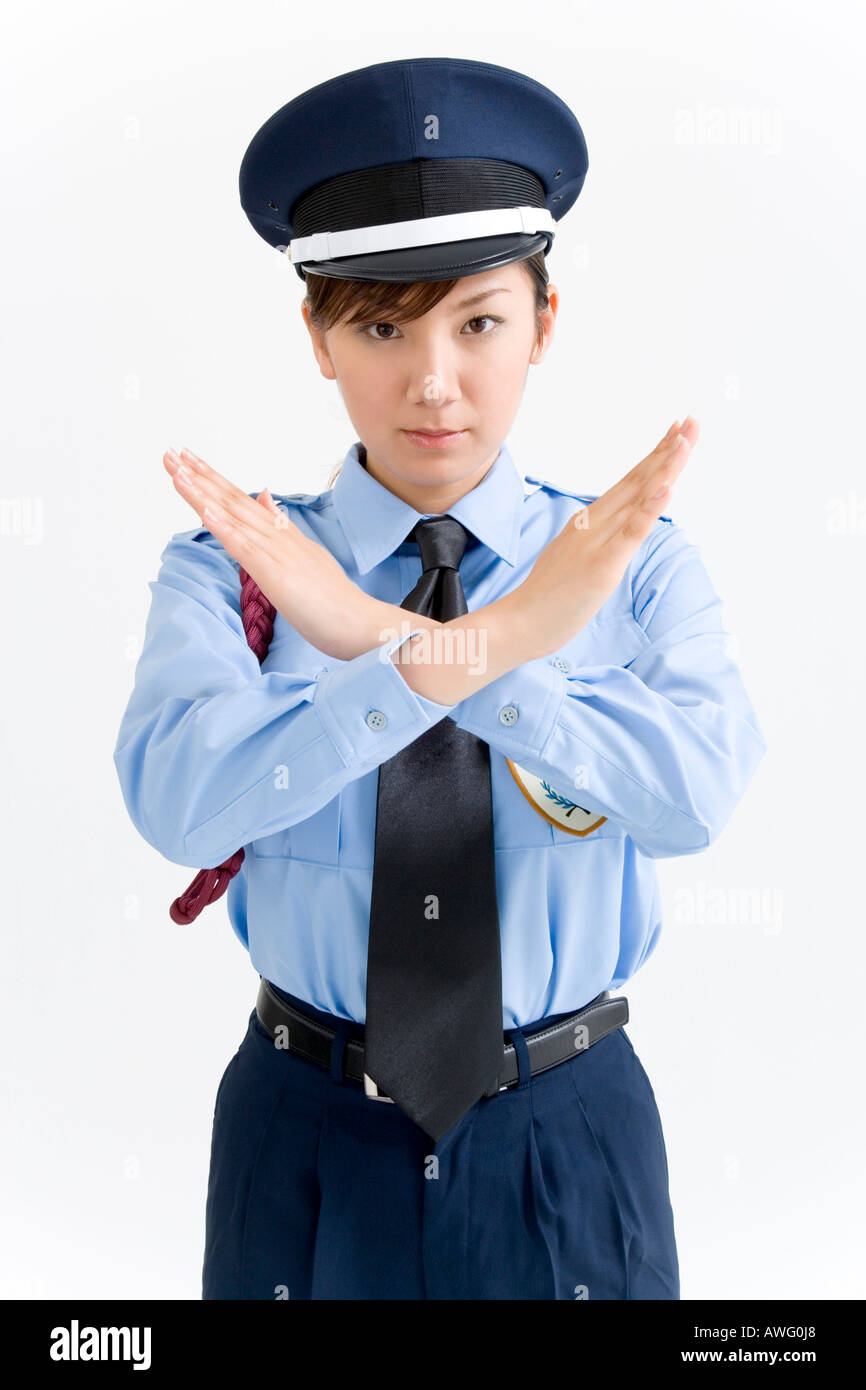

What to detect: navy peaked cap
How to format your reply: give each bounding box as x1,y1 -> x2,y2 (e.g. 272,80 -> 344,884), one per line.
238,56 -> 588,282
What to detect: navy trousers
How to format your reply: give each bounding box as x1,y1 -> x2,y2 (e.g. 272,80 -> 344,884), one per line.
202,983 -> 679,1300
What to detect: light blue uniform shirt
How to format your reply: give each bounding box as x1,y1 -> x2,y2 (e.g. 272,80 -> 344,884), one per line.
114,440 -> 767,1028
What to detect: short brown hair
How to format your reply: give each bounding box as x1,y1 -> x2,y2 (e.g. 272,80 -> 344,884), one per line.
305,251 -> 550,489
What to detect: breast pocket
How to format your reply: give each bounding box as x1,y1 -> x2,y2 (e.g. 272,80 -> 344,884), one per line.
249,792 -> 342,866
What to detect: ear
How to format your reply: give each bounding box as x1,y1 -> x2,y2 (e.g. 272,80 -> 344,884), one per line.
301,300 -> 338,381
529,282 -> 558,366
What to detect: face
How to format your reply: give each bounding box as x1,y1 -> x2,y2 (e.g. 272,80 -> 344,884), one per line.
302,260 -> 558,511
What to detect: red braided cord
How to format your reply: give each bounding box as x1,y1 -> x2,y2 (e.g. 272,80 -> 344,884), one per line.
169,564 -> 277,923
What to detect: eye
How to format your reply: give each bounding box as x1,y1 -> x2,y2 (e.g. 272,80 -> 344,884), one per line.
462,315 -> 504,335
359,322 -> 403,340
357,314 -> 505,340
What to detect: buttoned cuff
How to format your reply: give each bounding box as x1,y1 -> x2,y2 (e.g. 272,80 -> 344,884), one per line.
313,627 -> 458,767
452,653 -> 566,757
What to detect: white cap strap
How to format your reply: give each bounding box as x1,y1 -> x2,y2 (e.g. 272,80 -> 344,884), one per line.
288,205 -> 556,263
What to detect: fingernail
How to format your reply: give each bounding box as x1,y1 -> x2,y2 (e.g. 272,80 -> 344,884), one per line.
180,446 -> 204,465
166,448 -> 182,464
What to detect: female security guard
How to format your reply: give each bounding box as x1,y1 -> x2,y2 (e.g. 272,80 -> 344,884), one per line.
113,58 -> 767,1300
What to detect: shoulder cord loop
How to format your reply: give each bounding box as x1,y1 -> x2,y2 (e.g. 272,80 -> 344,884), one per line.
169,568 -> 276,924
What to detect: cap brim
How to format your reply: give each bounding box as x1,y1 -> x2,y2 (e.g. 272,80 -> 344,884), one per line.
297,231 -> 549,282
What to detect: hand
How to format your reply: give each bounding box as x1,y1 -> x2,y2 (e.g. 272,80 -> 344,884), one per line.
163,445 -> 389,661
512,416 -> 699,660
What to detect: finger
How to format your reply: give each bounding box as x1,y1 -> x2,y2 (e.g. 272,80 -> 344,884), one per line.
254,486 -> 296,533
595,415 -> 700,529
175,450 -> 287,537
657,415 -> 699,490
650,431 -> 693,497
177,447 -> 271,519
681,415 -> 699,448
584,430 -> 688,535
197,497 -> 307,607
169,455 -> 297,549
196,500 -> 279,594
169,460 -> 245,521
171,472 -> 296,572
611,422 -> 689,496
600,430 -> 699,551
256,486 -> 282,514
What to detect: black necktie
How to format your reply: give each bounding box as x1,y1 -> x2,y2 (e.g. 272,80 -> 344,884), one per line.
364,515 -> 504,1141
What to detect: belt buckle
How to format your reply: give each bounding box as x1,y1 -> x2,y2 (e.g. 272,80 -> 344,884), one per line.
363,1072 -> 395,1103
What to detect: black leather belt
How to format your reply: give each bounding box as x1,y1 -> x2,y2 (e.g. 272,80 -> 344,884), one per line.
255,977 -> 628,1102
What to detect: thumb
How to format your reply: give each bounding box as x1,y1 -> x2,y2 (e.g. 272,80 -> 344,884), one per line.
256,485 -> 290,532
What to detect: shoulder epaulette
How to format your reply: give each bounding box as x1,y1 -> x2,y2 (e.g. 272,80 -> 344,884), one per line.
523,473 -> 672,522
270,490 -> 327,509
522,472 -> 594,504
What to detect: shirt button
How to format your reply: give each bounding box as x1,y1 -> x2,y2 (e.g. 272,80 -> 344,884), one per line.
553,657 -> 571,672
366,709 -> 388,731
499,704 -> 519,726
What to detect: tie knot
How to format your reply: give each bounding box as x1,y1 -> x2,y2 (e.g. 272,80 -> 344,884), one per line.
409,515 -> 472,574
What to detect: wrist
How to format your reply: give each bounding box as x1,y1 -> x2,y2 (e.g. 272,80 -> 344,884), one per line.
477,585 -> 545,667
363,597 -> 441,657
365,590 -> 540,703
389,590 -> 540,703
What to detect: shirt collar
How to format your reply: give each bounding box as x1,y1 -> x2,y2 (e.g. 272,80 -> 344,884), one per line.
331,439 -> 525,575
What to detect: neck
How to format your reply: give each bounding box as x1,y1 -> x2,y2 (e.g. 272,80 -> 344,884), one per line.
359,441 -> 500,513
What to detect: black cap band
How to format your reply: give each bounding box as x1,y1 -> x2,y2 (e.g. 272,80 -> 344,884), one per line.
292,157 -> 548,239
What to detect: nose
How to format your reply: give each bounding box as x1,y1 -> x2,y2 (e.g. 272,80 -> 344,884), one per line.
405,335 -> 463,409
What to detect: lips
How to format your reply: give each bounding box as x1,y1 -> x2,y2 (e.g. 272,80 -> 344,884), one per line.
401,427 -> 467,449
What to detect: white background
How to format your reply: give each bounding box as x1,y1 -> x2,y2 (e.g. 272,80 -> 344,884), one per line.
2,0 -> 863,1300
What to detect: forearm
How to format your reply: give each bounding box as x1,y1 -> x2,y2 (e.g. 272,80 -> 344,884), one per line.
362,589 -> 540,705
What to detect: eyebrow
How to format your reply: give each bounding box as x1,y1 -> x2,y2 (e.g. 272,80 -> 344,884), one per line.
452,287 -> 512,311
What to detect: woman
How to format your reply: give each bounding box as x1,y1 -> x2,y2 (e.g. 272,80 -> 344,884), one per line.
113,58 -> 767,1299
